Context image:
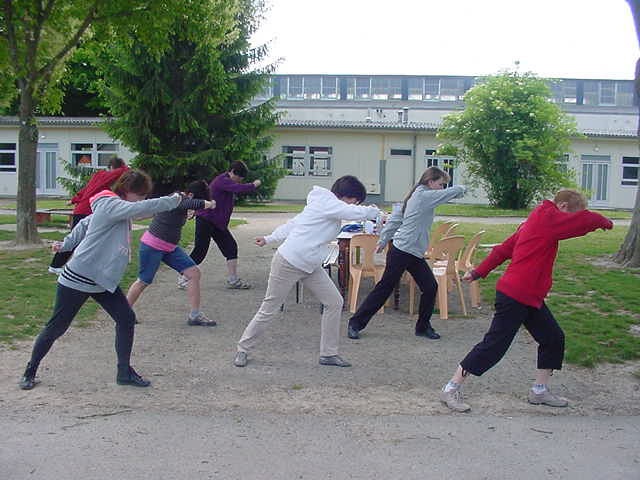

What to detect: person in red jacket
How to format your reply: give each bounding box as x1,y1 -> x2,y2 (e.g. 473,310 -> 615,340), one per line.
439,189 -> 613,412
49,157 -> 128,272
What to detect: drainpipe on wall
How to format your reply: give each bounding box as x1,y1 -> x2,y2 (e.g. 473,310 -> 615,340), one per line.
411,133 -> 417,187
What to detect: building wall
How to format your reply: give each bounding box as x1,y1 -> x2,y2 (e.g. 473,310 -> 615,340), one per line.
0,125 -> 135,196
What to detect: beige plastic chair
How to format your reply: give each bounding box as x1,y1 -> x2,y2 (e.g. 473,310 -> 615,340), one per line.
427,222 -> 458,259
348,234 -> 386,313
404,235 -> 466,319
455,230 -> 485,308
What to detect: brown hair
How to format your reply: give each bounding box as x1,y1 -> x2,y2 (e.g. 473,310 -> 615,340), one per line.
111,169 -> 153,198
402,166 -> 450,213
109,157 -> 126,169
553,189 -> 587,212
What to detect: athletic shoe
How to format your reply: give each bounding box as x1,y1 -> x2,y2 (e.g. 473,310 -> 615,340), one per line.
440,387 -> 471,412
227,278 -> 251,289
116,366 -> 151,387
415,327 -> 441,340
48,266 -> 63,275
319,355 -> 352,367
347,325 -> 360,339
234,351 -> 248,367
527,388 -> 568,407
177,274 -> 189,290
187,312 -> 217,326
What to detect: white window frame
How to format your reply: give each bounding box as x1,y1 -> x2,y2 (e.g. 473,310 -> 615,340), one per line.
0,142 -> 17,172
71,142 -> 119,169
308,146 -> 333,176
282,146 -> 307,176
621,156 -> 639,187
321,76 -> 338,100
425,152 -> 456,188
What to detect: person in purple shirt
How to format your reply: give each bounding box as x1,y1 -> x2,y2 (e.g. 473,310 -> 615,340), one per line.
181,161 -> 261,289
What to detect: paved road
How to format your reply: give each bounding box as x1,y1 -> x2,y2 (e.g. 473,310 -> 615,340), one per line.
2,411 -> 639,480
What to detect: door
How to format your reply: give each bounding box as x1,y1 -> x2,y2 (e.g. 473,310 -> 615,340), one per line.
36,144 -> 59,195
580,155 -> 610,206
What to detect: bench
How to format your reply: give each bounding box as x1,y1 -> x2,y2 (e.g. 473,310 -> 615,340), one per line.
35,209 -> 74,226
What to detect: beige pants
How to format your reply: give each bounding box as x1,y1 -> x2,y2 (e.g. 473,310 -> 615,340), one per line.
237,252 -> 344,357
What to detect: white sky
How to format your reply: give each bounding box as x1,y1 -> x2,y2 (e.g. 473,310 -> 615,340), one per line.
251,0 -> 639,80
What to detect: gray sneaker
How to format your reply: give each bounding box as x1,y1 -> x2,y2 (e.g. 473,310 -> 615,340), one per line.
177,274 -> 189,290
234,351 -> 248,367
527,388 -> 568,407
187,313 -> 217,326
440,387 -> 471,412
319,355 -> 351,367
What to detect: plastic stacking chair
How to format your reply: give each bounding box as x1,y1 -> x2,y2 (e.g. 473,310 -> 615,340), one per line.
403,235 -> 466,318
348,234 -> 386,313
426,222 -> 458,259
455,230 -> 485,308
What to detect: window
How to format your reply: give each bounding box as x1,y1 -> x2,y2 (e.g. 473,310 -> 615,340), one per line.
282,145 -> 333,177
304,76 -> 321,99
347,77 -> 371,100
371,77 -> 402,100
390,148 -> 412,156
600,81 -> 616,105
309,147 -> 332,176
622,156 -> 639,186
321,76 -> 338,99
562,80 -> 577,104
440,78 -> 465,101
425,151 -> 455,187
583,81 -> 599,105
0,143 -> 17,172
424,78 -> 440,100
287,76 -> 304,99
556,153 -> 570,174
408,77 -> 424,100
282,146 -> 306,176
71,142 -> 119,168
616,82 -> 634,107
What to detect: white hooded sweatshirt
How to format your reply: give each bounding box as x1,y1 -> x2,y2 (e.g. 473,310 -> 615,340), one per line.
265,186 -> 380,273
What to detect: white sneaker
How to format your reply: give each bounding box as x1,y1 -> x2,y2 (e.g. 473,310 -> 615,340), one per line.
234,351 -> 248,367
177,274 -> 189,290
440,387 -> 471,412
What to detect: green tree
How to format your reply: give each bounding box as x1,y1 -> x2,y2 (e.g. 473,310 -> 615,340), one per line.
0,0 -> 235,245
437,69 -> 580,209
98,0 -> 283,198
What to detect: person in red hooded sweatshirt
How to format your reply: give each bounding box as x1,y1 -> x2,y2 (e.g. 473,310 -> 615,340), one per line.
439,189 -> 613,412
49,157 -> 128,272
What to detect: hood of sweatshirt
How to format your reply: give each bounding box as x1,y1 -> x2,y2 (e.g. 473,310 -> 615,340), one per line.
89,189 -> 118,207
306,186 -> 335,206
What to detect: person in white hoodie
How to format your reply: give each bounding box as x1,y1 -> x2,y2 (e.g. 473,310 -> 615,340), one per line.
234,175 -> 381,368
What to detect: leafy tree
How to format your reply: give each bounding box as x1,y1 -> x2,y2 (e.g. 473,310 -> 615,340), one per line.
0,0 -> 236,245
98,0 -> 284,198
615,0 -> 640,267
437,69 -> 580,209
56,159 -> 99,197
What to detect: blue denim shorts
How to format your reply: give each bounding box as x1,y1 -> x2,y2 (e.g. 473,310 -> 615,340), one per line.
138,242 -> 196,285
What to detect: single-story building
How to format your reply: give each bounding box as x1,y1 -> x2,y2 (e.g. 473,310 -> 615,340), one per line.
1,74 -> 638,208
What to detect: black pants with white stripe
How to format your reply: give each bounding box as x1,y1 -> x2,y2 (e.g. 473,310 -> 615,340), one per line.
28,283 -> 136,374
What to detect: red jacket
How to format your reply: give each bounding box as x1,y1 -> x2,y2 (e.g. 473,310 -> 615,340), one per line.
71,166 -> 129,215
474,200 -> 613,308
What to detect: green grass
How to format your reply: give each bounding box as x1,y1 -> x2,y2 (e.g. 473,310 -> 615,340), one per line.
0,218 -> 245,344
435,203 -> 633,219
450,221 -> 640,367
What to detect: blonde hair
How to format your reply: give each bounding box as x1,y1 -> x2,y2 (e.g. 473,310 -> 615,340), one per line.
553,189 -> 587,212
402,166 -> 450,213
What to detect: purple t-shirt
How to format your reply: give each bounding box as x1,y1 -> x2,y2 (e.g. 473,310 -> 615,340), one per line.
196,172 -> 256,229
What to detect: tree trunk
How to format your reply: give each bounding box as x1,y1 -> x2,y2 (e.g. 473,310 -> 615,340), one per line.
15,87 -> 41,246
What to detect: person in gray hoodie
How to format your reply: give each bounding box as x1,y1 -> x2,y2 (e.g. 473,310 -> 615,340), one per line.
19,170 -> 181,390
348,166 -> 466,341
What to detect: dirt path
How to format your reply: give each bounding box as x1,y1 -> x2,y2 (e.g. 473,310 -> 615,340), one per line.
1,212 -> 638,419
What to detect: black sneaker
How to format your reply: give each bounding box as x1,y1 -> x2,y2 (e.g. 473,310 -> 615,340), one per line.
415,327 -> 441,340
347,325 -> 360,339
319,355 -> 352,367
116,366 -> 151,387
19,363 -> 39,390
